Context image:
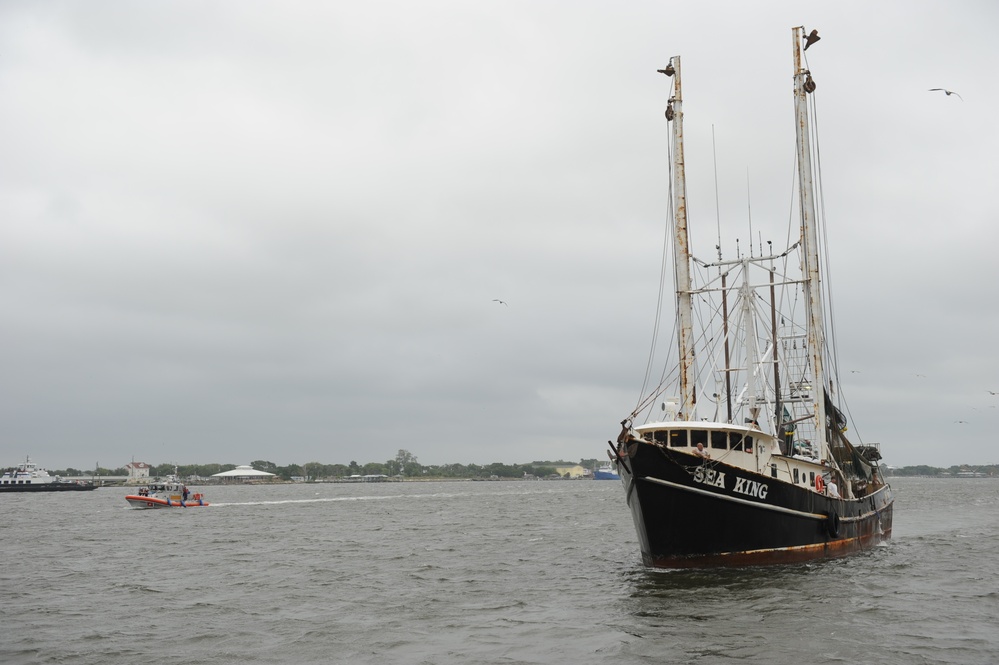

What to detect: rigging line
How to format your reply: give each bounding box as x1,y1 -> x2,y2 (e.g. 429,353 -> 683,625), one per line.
638,115 -> 676,413
785,140 -> 798,258
808,90 -> 861,444
808,88 -> 842,403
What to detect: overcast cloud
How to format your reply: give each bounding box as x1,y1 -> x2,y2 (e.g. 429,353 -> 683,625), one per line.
2,1 -> 998,470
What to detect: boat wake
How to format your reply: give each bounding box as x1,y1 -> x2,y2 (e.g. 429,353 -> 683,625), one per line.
211,495 -> 405,507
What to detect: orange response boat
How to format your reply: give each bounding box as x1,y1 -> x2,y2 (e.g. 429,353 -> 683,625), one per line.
126,480 -> 208,508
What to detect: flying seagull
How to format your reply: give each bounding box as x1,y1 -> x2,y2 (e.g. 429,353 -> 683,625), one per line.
929,88 -> 963,100
492,299 -> 508,306
804,29 -> 820,50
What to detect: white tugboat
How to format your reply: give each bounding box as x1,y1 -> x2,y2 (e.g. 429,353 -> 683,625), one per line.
0,457 -> 97,492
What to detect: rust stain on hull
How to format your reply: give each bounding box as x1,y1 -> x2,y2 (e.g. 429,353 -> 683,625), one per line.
644,530 -> 891,569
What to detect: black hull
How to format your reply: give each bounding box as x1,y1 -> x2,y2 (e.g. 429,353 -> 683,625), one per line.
618,445 -> 893,568
0,483 -> 97,492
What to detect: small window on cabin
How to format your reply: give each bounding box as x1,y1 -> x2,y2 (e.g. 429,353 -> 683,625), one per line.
729,433 -> 744,451
809,471 -> 815,485
653,430 -> 670,444
771,464 -> 778,478
642,432 -> 653,442
669,430 -> 688,447
711,431 -> 728,450
793,468 -> 799,483
690,430 -> 707,449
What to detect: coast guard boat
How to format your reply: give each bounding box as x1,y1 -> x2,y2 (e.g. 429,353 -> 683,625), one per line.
126,479 -> 208,508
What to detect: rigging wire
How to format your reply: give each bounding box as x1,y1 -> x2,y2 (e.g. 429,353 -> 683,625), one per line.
636,102 -> 679,419
807,76 -> 863,445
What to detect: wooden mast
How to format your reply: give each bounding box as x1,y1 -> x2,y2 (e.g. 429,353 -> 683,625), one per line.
666,57 -> 696,421
792,27 -> 828,457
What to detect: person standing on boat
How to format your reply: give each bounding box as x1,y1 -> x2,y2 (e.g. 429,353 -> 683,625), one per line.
182,486 -> 189,501
695,443 -> 710,458
827,477 -> 840,499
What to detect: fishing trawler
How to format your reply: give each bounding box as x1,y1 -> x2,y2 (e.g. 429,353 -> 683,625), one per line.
611,27 -> 893,567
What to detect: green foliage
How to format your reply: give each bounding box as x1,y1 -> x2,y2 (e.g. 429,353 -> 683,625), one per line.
890,465 -> 998,477
395,449 -> 418,466
892,465 -> 943,476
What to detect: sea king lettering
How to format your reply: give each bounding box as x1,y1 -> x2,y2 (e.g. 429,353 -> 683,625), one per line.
692,466 -> 769,501
733,476 -> 769,500
692,466 -> 725,488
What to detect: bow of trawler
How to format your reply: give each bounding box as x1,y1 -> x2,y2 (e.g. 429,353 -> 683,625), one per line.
612,418 -> 892,567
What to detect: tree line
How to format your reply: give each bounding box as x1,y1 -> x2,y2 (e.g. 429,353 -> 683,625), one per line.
888,464 -> 998,477
53,450 -> 603,481
53,458 -> 998,480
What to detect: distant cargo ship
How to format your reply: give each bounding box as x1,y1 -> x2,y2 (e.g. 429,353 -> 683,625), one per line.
592,463 -> 620,481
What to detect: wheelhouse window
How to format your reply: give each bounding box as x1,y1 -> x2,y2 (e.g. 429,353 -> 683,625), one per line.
690,429 -> 707,449
669,430 -> 688,447
653,430 -> 670,444
710,431 -> 728,450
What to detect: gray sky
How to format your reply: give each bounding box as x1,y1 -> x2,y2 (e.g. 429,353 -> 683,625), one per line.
2,1 -> 997,470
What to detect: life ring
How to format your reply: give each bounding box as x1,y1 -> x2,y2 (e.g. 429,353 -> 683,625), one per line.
814,474 -> 825,493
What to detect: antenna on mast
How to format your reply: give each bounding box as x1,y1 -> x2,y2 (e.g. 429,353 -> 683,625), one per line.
712,125 -> 722,261
746,169 -> 754,257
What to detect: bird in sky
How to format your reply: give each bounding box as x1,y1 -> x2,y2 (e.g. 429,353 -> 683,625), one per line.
804,29 -> 820,50
955,420 -> 969,424
492,299 -> 508,306
929,88 -> 963,100
988,390 -> 998,395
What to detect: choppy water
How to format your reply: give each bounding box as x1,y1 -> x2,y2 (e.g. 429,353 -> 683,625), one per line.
1,477 -> 997,664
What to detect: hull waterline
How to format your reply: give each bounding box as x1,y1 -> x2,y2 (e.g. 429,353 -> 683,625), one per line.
0,483 -> 97,492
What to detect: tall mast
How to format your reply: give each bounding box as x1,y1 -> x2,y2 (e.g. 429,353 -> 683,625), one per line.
665,57 -> 696,420
792,27 -> 828,456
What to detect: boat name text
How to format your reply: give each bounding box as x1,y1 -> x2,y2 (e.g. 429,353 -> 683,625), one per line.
693,466 -> 769,500
733,476 -> 769,500
692,466 -> 725,488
